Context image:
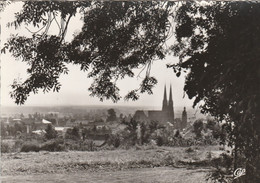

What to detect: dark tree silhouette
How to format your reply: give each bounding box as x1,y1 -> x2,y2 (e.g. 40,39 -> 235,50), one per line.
193,120 -> 203,138
106,108 -> 117,122
45,124 -> 57,140
65,126 -> 80,140
170,2 -> 260,182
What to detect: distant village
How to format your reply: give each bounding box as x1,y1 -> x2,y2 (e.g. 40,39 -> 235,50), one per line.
1,84 -> 223,155
1,85 -> 192,141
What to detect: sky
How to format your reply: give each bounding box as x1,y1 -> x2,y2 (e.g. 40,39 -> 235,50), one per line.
0,2 -> 194,108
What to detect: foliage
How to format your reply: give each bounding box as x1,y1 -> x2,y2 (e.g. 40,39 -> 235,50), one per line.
64,139 -> 96,151
2,1 -> 173,104
193,120 -> 203,138
41,139 -> 65,152
174,130 -> 181,138
1,142 -> 12,153
20,142 -> 40,152
65,126 -> 80,140
45,124 -> 57,140
106,108 -> 117,122
212,124 -> 227,145
121,118 -> 139,146
140,122 -> 150,145
0,0 -> 10,12
1,123 -> 7,137
206,120 -> 216,131
107,134 -> 121,148
206,153 -> 236,183
156,136 -> 164,146
170,2 -> 260,182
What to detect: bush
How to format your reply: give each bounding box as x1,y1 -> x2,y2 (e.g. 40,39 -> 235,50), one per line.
193,120 -> 204,138
107,134 -> 121,148
64,139 -> 96,151
65,127 -> 80,140
20,143 -> 40,152
156,136 -> 164,146
40,139 -> 64,152
45,124 -> 57,140
206,153 -> 237,183
1,142 -> 12,153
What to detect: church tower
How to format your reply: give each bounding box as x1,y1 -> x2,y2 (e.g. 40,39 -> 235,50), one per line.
162,85 -> 168,112
182,107 -> 187,128
168,84 -> 174,121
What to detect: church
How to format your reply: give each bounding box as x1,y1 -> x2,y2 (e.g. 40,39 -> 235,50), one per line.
133,84 -> 187,129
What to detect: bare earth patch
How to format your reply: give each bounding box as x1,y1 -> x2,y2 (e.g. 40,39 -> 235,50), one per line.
2,167 -> 209,183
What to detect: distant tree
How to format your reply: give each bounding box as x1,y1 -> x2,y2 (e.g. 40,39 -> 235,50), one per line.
94,117 -> 104,123
122,118 -> 139,145
174,130 -> 180,138
1,124 -> 7,137
149,121 -> 159,133
14,123 -> 25,135
206,119 -> 216,131
65,126 -> 80,140
108,134 -> 121,148
212,124 -> 227,145
92,125 -> 97,132
140,122 -> 147,145
28,114 -> 32,119
20,113 -> 24,118
45,124 -> 57,140
156,136 -> 164,146
119,113 -> 124,121
193,120 -> 203,138
106,108 -> 117,122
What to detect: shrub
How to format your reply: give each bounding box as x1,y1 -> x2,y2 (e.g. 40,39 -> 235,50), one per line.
156,136 -> 164,146
40,139 -> 64,152
1,142 -> 12,153
13,139 -> 24,152
45,124 -> 57,140
207,153 -> 237,183
107,134 -> 121,148
193,120 -> 204,138
65,127 -> 80,140
64,139 -> 96,151
20,143 -> 40,152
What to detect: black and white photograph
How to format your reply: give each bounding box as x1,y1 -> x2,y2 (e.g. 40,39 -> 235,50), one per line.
1,1 -> 259,182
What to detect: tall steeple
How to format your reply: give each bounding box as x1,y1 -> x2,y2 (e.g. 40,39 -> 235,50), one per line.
162,84 -> 168,111
169,84 -> 173,102
182,107 -> 187,129
168,84 -> 173,111
168,84 -> 174,121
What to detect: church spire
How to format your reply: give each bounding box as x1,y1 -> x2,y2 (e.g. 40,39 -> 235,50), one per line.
162,84 -> 168,111
168,84 -> 173,110
169,84 -> 173,102
163,84 -> 167,101
168,84 -> 174,121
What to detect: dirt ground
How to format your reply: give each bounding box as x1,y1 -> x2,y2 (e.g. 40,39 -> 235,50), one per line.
1,167 -> 210,183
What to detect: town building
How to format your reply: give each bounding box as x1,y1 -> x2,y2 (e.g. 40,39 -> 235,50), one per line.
133,84 -> 187,129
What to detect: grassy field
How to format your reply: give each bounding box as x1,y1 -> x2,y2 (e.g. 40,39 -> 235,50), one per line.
1,145 -> 222,182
